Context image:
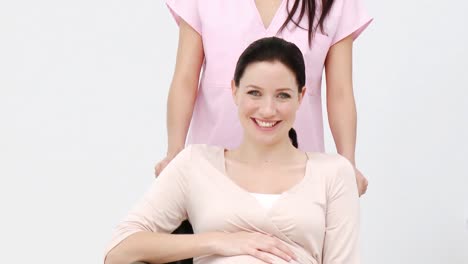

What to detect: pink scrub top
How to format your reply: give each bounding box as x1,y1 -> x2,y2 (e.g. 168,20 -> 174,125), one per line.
165,0 -> 372,152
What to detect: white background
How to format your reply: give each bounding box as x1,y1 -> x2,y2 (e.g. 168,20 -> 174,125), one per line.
0,0 -> 467,263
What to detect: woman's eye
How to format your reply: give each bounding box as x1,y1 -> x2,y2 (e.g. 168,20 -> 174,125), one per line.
247,90 -> 261,96
278,93 -> 291,99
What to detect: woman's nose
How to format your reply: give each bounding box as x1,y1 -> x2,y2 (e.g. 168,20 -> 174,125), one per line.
258,98 -> 276,117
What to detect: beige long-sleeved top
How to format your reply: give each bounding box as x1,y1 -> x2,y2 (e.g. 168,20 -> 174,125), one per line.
105,144 -> 360,264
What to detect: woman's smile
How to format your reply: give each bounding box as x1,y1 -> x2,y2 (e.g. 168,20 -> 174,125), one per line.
251,118 -> 282,131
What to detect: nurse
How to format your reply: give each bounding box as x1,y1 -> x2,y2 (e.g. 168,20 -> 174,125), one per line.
156,0 -> 372,192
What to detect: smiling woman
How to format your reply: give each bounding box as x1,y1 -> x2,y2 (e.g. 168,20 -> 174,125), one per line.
232,37 -> 306,149
104,38 -> 360,264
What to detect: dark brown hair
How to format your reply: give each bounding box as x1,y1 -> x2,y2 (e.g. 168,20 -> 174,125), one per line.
279,0 -> 335,45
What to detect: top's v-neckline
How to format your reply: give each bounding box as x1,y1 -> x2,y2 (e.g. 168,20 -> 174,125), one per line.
250,0 -> 286,33
218,147 -> 311,213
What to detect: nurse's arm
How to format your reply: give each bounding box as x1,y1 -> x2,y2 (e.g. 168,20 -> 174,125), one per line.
324,34 -> 356,165
166,19 -> 204,157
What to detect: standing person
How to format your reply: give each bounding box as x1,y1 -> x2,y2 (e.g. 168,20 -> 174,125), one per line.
105,37 -> 360,264
156,0 -> 372,196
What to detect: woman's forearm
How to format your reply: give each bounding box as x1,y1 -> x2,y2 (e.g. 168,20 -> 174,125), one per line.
105,232 -> 219,264
327,92 -> 357,165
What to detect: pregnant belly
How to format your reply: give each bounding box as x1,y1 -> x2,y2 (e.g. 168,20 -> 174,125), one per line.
195,254 -> 305,264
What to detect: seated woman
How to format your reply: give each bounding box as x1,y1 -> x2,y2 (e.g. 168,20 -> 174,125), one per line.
104,37 -> 360,264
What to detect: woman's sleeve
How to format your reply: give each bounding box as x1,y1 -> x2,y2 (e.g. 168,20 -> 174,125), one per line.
331,0 -> 373,45
322,156 -> 360,264
165,0 -> 202,35
104,146 -> 193,258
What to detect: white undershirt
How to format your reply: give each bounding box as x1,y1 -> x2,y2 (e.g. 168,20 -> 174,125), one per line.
249,192 -> 281,209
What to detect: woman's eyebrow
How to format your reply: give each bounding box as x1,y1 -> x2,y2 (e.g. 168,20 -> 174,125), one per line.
246,85 -> 293,92
245,84 -> 264,90
276,88 -> 294,92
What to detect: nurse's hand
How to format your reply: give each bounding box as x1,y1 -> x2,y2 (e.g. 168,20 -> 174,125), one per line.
213,231 -> 297,264
355,168 -> 368,196
154,154 -> 177,177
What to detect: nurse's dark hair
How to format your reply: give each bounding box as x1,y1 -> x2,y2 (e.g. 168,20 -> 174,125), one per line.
233,37 -> 305,148
280,0 -> 335,45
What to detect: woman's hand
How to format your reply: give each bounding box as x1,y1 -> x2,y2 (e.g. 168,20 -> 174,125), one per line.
355,168 -> 368,197
212,231 -> 297,263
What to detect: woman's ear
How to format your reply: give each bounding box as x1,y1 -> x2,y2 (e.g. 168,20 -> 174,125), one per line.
298,86 -> 306,104
231,80 -> 239,105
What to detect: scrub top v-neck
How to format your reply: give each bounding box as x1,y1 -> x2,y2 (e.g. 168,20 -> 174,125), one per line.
165,0 -> 373,152
250,0 -> 286,31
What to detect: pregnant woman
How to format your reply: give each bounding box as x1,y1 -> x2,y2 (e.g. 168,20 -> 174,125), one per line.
105,37 -> 360,264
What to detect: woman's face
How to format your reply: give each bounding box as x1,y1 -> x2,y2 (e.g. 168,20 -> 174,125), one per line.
232,61 -> 306,147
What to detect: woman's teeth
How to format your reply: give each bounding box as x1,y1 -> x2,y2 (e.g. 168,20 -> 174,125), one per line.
256,119 -> 277,128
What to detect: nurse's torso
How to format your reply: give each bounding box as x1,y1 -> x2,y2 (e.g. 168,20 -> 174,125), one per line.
189,0 -> 337,152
